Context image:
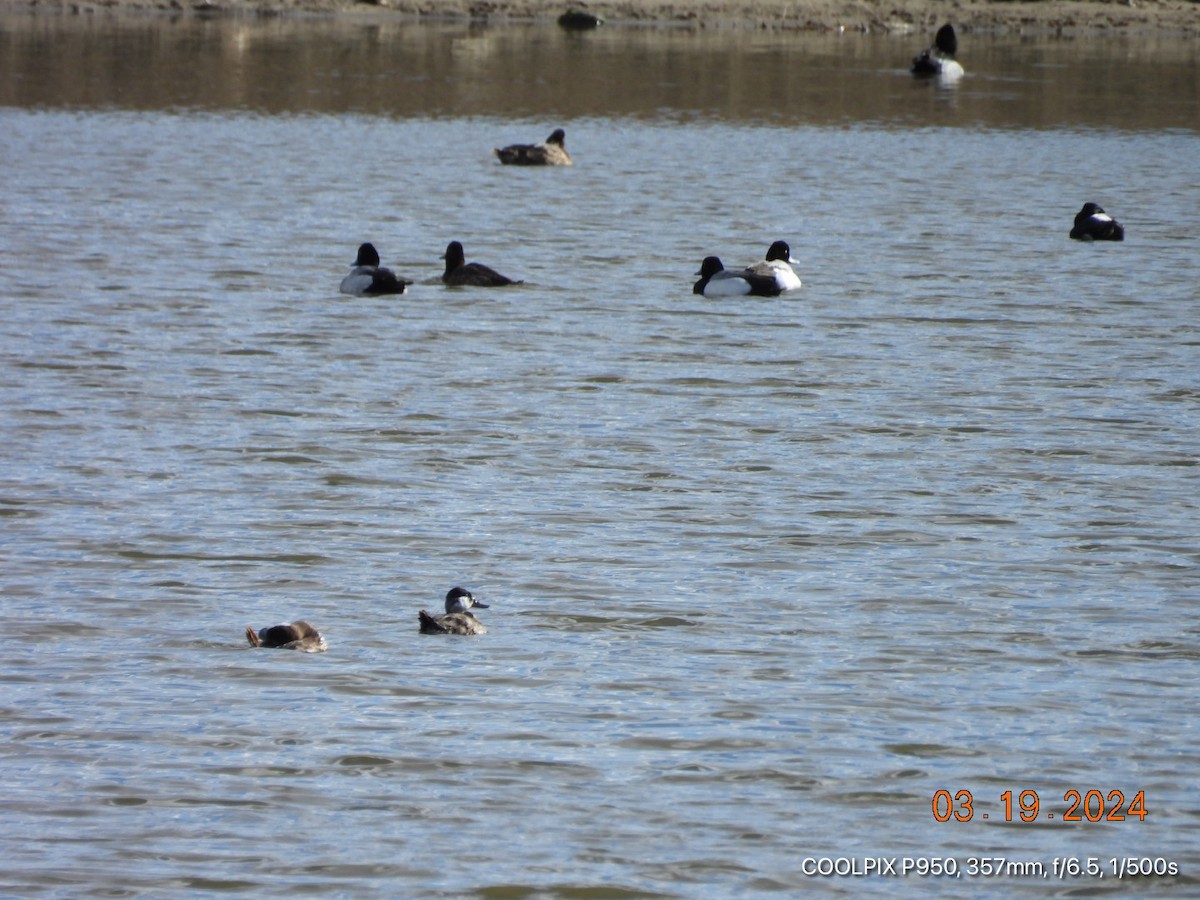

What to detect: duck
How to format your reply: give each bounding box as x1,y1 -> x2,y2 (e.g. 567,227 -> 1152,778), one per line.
441,241 -> 522,287
245,621 -> 328,652
693,256 -> 782,297
340,243 -> 411,296
911,23 -> 964,80
1070,202 -> 1125,241
419,586 -> 490,635
743,240 -> 802,292
494,128 -> 573,166
557,9 -> 603,29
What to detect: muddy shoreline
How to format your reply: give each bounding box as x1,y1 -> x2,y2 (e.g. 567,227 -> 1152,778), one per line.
5,0 -> 1199,33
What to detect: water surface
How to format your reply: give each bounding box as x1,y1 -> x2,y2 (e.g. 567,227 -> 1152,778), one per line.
1,14 -> 1198,897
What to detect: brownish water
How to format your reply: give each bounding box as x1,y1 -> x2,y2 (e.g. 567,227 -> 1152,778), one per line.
3,13 -> 1198,129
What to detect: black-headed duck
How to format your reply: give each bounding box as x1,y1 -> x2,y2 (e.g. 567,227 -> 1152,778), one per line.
743,240 -> 802,292
557,9 -> 603,29
494,129 -> 573,167
1070,202 -> 1125,241
694,256 -> 782,297
419,586 -> 490,635
912,24 -> 964,80
340,243 -> 412,296
441,241 -> 522,287
245,621 -> 328,652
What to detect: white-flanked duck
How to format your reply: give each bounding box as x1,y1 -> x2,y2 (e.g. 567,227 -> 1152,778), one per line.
693,256 -> 782,297
419,586 -> 490,635
1070,202 -> 1125,241
743,240 -> 802,292
340,243 -> 411,296
912,23 -> 964,80
245,621 -> 328,652
494,128 -> 573,166
441,241 -> 522,287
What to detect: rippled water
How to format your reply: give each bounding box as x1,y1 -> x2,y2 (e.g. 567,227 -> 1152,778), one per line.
1,13 -> 1198,897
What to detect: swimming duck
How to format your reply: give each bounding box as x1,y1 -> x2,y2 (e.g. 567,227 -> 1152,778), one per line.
441,241 -> 522,287
419,587 -> 490,635
693,256 -> 782,297
494,129 -> 573,166
743,240 -> 802,292
1070,202 -> 1125,241
911,23 -> 964,80
557,9 -> 603,29
245,621 -> 328,652
340,243 -> 412,296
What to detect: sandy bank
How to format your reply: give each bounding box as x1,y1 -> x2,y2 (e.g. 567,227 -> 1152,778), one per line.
5,0 -> 1199,33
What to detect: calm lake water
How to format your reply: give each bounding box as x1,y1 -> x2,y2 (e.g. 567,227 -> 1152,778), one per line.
1,12 -> 1198,897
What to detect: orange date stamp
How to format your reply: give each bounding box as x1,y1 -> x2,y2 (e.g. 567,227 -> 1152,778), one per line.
932,789 -> 1148,823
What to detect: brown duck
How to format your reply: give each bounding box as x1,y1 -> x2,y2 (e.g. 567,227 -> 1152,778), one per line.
494,128 -> 573,167
441,241 -> 521,287
419,587 -> 490,635
245,621 -> 328,652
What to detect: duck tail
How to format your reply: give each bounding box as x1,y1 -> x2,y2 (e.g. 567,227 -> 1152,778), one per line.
245,626 -> 262,647
419,610 -> 446,633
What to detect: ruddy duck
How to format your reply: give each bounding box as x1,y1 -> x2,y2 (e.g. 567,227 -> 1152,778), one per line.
1070,202 -> 1125,241
441,241 -> 522,287
693,256 -> 782,297
912,24 -> 964,81
245,621 -> 328,652
743,240 -> 802,292
494,128 -> 573,166
340,243 -> 412,296
419,587 -> 490,635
